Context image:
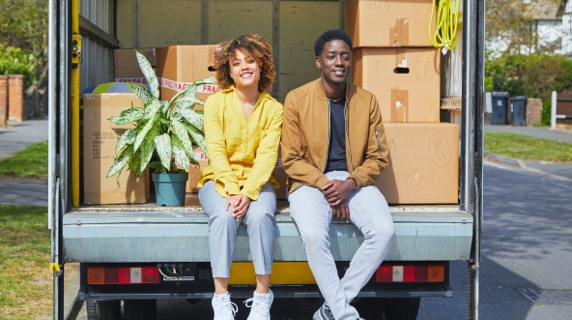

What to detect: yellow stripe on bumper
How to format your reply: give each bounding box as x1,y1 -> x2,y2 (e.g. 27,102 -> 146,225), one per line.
229,262 -> 316,285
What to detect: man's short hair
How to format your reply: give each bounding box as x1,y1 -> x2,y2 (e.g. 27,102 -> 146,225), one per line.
314,29 -> 353,57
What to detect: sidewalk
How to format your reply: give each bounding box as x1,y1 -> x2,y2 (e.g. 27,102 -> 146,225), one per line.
0,118 -> 49,206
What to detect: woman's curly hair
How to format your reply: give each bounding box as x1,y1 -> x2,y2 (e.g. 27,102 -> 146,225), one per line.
214,33 -> 275,92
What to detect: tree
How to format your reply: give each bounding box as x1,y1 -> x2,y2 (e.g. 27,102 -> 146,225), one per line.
486,0 -> 563,57
0,0 -> 49,115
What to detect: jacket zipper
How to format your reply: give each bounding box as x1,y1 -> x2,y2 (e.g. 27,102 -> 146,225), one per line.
344,102 -> 354,172
322,101 -> 331,173
375,128 -> 382,156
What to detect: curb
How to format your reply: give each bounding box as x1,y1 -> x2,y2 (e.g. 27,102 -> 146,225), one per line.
484,152 -> 572,183
64,270 -> 83,320
483,151 -> 525,168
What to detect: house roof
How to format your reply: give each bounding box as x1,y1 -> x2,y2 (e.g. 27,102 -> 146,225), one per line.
524,0 -> 565,20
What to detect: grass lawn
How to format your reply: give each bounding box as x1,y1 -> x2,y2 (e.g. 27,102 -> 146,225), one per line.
0,141 -> 48,179
0,204 -> 52,319
484,132 -> 572,162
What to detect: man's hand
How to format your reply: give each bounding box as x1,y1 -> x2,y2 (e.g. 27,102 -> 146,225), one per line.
323,179 -> 356,207
225,194 -> 251,221
324,179 -> 356,222
331,201 -> 350,222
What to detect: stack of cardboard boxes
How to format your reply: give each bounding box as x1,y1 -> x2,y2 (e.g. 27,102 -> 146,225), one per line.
347,0 -> 459,204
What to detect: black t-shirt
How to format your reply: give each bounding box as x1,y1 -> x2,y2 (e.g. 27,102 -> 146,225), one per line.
325,98 -> 348,173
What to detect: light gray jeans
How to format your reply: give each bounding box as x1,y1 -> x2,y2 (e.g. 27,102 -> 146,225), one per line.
289,171 -> 395,320
199,180 -> 276,278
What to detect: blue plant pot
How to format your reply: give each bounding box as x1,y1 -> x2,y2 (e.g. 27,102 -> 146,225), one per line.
151,172 -> 189,207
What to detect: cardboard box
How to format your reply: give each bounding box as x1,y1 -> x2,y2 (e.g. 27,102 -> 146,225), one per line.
155,45 -> 219,104
375,123 -> 459,204
346,0 -> 436,48
186,147 -> 288,201
186,146 -> 209,194
274,158 -> 288,201
353,47 -> 441,123
114,48 -> 156,85
83,93 -> 150,204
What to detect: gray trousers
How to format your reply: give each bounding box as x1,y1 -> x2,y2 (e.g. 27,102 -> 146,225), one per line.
289,171 -> 396,320
199,180 -> 276,278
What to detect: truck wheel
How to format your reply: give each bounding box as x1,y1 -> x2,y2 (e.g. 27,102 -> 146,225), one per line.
383,297 -> 421,320
86,300 -> 120,320
123,299 -> 157,320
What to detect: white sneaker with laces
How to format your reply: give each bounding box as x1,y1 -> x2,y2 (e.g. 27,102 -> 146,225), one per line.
244,289 -> 274,320
212,292 -> 238,320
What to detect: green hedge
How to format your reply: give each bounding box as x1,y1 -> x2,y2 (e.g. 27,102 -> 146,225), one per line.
0,45 -> 33,88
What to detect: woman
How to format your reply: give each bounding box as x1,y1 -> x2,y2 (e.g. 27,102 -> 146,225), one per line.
198,33 -> 282,320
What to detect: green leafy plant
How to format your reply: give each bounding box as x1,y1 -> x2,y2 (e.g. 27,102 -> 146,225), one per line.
106,50 -> 214,184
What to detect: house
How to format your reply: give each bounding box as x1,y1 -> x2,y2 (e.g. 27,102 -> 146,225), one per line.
487,0 -> 567,56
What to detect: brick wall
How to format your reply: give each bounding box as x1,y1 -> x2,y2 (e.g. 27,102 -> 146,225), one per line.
0,76 -> 7,127
8,74 -> 24,122
526,98 -> 542,126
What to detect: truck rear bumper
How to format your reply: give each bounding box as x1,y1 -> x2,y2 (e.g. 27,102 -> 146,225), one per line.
63,205 -> 473,263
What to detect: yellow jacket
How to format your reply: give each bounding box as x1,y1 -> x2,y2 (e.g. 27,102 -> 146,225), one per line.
198,87 -> 283,200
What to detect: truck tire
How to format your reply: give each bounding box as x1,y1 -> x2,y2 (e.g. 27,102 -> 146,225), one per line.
86,300 -> 120,320
383,297 -> 421,320
123,299 -> 157,320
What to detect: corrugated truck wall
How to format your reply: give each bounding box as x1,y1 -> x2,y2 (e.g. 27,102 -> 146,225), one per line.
115,0 -> 339,103
79,0 -> 115,93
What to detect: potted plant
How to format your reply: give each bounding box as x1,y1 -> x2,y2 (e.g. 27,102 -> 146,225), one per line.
106,50 -> 214,206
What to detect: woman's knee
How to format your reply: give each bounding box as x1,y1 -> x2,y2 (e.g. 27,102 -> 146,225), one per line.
209,209 -> 237,229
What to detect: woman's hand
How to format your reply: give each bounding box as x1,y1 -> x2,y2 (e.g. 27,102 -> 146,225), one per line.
225,194 -> 251,221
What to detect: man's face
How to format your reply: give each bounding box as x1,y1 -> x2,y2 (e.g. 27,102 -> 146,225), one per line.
316,39 -> 351,86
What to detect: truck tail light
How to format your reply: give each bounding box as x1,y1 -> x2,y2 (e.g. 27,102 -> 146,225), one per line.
88,265 -> 159,284
375,263 -> 445,283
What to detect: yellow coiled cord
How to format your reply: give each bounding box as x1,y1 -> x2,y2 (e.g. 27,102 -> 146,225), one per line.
429,0 -> 461,53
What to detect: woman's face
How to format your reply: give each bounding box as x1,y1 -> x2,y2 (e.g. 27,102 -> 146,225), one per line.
229,49 -> 260,90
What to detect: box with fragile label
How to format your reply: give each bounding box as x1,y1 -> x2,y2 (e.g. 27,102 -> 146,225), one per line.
186,146 -> 209,194
114,48 -> 156,85
346,0 -> 436,48
353,47 -> 441,123
156,45 -> 219,105
82,93 -> 150,204
375,123 -> 459,204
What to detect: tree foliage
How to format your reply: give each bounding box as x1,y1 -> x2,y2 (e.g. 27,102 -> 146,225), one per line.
485,0 -> 562,56
0,0 -> 48,92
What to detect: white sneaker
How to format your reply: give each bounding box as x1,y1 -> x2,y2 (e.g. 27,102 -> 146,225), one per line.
244,289 -> 274,320
212,292 -> 238,320
312,303 -> 334,320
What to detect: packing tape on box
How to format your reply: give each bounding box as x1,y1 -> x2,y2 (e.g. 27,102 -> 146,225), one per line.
158,77 -> 220,94
389,18 -> 410,47
391,88 -> 409,123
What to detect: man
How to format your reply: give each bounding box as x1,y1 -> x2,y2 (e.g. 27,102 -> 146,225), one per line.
281,29 -> 395,320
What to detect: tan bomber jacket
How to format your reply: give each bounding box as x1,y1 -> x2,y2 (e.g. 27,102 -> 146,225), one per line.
281,78 -> 389,193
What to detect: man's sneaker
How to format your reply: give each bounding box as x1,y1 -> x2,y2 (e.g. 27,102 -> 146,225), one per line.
212,292 -> 238,320
244,289 -> 274,320
312,303 -> 334,320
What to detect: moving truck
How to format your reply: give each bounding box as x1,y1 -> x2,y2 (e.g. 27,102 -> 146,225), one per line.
49,0 -> 484,319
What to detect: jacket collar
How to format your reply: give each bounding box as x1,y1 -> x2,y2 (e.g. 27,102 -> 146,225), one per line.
313,77 -> 352,102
